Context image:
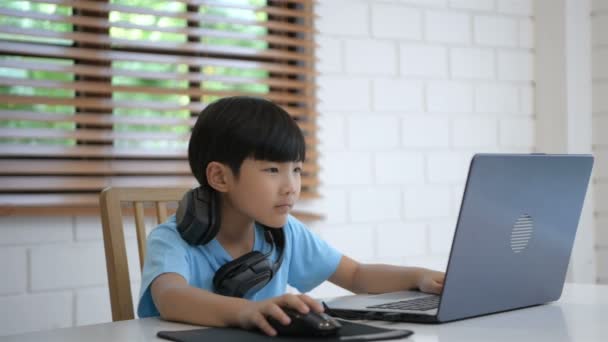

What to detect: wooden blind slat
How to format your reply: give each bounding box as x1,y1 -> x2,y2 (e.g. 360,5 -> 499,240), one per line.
26,0 -> 314,18
0,77 -> 314,103
26,0 -> 314,33
0,145 -> 187,158
0,145 -> 319,160
0,8 -> 314,48
0,110 -> 196,126
0,42 -> 314,75
0,94 -> 313,116
0,176 -> 197,191
186,0 -> 313,18
0,110 -> 319,135
0,59 -> 313,90
0,175 -> 318,191
0,160 -> 191,175
0,193 -> 320,208
0,127 -> 318,145
0,128 -> 190,142
0,160 -> 318,175
0,193 -> 320,217
0,26 -> 313,62
0,193 -> 101,207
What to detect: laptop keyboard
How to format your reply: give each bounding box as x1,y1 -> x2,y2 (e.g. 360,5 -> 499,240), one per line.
367,295 -> 440,312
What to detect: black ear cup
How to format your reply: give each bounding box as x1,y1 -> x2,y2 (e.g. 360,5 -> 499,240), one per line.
212,251 -> 270,297
176,187 -> 221,245
193,187 -> 221,245
213,228 -> 285,298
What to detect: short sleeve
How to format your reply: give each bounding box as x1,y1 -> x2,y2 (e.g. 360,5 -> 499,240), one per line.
286,216 -> 342,293
137,216 -> 191,317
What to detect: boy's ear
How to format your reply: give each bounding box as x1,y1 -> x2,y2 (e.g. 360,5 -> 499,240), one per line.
205,161 -> 231,193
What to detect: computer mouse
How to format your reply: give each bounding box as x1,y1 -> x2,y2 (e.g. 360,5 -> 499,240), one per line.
268,307 -> 342,337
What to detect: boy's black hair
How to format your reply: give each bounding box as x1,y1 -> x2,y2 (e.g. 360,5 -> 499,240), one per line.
188,96 -> 306,187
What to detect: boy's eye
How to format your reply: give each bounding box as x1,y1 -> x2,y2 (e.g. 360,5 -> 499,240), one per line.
265,167 -> 279,173
293,167 -> 302,173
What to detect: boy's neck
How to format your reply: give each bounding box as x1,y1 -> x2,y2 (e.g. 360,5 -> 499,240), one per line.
214,194 -> 255,252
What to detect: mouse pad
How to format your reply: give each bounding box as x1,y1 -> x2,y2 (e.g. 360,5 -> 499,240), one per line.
157,320 -> 413,342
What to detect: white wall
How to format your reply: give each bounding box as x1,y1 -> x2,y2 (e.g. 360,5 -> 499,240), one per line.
0,216 -> 149,335
592,0 -> 608,283
7,0 -> 603,336
303,0 -> 535,298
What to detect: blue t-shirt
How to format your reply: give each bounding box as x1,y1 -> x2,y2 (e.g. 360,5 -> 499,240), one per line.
137,215 -> 342,318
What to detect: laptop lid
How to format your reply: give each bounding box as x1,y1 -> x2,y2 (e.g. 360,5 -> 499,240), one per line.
437,153 -> 593,322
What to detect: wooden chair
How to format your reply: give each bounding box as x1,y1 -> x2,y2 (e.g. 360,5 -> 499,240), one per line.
99,187 -> 189,321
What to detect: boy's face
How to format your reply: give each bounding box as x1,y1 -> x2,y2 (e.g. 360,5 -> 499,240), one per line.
225,158 -> 302,228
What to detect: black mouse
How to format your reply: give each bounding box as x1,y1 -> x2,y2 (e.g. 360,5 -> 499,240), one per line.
268,307 -> 342,337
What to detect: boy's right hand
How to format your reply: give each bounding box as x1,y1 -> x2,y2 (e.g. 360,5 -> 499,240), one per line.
235,293 -> 323,336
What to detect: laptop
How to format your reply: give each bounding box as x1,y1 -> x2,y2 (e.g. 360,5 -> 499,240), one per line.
326,153 -> 594,323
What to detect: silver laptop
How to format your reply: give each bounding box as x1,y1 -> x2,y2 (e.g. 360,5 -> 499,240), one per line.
326,153 -> 594,323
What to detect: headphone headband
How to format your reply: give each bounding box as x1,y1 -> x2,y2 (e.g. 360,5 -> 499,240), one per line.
175,187 -> 285,298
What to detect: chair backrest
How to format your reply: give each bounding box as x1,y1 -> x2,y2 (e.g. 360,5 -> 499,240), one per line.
99,187 -> 189,321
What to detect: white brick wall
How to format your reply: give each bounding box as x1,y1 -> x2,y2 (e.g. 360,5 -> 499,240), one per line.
427,152 -> 472,184
402,116 -> 450,148
449,0 -> 493,11
348,116 -> 400,149
372,79 -> 423,111
349,187 -> 402,222
425,11 -> 470,44
450,47 -> 495,79
0,247 -> 26,295
592,0 -> 608,283
427,81 -> 474,112
0,293 -> 72,336
498,51 -> 534,81
313,0 -> 536,298
344,39 -> 397,75
475,84 -> 519,113
375,152 -> 425,184
496,0 -> 533,15
371,4 -> 422,40
318,76 -> 370,111
400,44 -> 448,77
594,83 -> 608,113
0,0 -> 543,336
452,117 -> 498,148
0,216 -> 146,336
474,16 -> 519,47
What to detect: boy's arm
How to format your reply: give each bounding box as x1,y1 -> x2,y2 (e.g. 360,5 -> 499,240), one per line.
328,255 -> 444,295
150,273 -> 323,336
151,273 -> 247,327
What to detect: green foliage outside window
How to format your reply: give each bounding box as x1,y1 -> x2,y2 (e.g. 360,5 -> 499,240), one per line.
0,1 -> 74,145
1,0 -> 270,148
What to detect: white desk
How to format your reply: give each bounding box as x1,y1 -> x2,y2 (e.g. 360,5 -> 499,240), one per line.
2,283 -> 607,342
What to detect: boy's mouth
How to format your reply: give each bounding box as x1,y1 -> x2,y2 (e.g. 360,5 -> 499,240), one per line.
274,203 -> 293,212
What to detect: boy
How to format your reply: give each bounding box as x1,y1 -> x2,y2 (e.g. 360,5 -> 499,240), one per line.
138,96 -> 445,336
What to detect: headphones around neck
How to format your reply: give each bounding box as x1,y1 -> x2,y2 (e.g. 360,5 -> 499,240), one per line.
175,186 -> 285,298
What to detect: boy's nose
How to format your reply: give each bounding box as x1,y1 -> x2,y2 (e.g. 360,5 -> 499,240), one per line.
281,174 -> 298,195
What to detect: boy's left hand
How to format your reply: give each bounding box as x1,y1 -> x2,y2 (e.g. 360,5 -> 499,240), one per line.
417,270 -> 445,294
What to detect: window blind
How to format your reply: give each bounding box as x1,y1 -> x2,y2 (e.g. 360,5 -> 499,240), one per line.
0,0 -> 318,216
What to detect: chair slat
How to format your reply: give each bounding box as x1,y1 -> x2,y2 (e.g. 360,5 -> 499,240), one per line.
134,201 -> 147,271
100,188 -> 135,321
156,201 -> 168,223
